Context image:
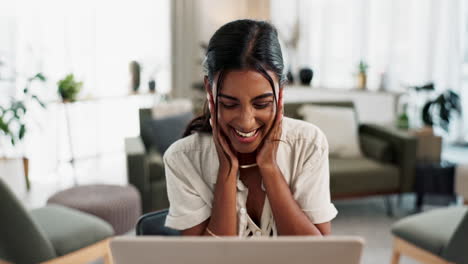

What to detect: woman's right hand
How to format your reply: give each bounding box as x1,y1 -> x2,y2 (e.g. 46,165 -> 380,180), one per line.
208,94 -> 239,176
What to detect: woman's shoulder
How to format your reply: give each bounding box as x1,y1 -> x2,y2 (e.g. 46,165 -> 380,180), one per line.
282,117 -> 328,151
163,132 -> 213,160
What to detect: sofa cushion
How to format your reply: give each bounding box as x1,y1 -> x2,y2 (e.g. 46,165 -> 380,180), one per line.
329,158 -> 400,195
298,105 -> 362,158
30,205 -> 114,257
392,207 -> 467,256
147,112 -> 193,154
359,134 -> 393,163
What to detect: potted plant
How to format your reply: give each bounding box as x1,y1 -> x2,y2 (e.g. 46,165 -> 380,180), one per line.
57,74 -> 82,102
0,72 -> 47,190
422,89 -> 462,134
357,60 -> 368,89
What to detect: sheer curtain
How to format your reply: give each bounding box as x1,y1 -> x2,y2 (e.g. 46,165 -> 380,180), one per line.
9,0 -> 171,100
271,0 -> 463,92
271,0 -> 466,140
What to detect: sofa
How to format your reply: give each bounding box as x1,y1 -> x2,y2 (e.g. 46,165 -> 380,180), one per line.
128,101 -> 417,214
284,101 -> 418,214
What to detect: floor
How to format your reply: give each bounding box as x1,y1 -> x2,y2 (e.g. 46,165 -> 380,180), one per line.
1,146 -> 467,264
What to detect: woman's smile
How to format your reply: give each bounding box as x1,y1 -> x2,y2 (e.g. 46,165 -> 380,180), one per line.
231,126 -> 262,144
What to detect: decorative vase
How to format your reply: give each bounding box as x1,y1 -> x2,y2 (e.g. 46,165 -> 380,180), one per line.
287,70 -> 294,85
148,79 -> 156,93
299,68 -> 314,86
129,61 -> 141,92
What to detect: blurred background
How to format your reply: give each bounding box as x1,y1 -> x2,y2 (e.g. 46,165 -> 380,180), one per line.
0,0 -> 467,202
2,1 -> 468,263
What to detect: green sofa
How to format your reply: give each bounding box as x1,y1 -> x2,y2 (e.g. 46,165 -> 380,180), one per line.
284,101 -> 418,214
127,102 -> 417,214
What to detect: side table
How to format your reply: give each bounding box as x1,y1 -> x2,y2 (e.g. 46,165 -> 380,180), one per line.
414,161 -> 457,211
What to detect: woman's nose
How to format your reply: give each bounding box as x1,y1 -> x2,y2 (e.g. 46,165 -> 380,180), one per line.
237,107 -> 257,130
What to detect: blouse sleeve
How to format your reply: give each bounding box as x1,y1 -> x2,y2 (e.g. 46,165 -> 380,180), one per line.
163,150 -> 212,230
291,140 -> 338,224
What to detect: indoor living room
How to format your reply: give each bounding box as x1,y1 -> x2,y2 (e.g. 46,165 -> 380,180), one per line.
1,0 -> 468,264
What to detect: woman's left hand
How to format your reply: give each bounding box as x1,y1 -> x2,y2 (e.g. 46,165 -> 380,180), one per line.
256,92 -> 283,170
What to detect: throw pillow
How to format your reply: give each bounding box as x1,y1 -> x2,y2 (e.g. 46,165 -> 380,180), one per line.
148,112 -> 194,154
298,105 -> 362,158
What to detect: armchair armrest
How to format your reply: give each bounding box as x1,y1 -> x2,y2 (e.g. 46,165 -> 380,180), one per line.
359,124 -> 417,193
125,137 -> 151,211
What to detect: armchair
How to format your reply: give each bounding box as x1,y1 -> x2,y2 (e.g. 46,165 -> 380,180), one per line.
126,105 -> 193,213
126,108 -> 168,213
391,206 -> 468,264
0,178 -> 114,264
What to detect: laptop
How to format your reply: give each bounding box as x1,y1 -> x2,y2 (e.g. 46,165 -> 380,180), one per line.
110,236 -> 364,264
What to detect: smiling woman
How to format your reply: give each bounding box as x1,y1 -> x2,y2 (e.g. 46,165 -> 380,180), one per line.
163,19 -> 337,237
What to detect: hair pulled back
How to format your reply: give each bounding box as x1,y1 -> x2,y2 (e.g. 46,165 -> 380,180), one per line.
183,19 -> 286,137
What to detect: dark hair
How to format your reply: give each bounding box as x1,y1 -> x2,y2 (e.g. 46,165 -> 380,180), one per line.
183,19 -> 286,137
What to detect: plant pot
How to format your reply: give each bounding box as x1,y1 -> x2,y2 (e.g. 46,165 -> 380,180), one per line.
22,156 -> 30,191
357,73 -> 367,89
299,68 -> 314,86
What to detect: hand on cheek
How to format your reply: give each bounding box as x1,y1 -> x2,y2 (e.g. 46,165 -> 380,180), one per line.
208,93 -> 239,174
256,92 -> 283,170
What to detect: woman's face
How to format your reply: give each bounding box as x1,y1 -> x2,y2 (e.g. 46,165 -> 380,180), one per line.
209,70 -> 281,154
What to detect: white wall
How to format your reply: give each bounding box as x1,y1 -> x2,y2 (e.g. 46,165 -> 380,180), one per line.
171,0 -> 270,99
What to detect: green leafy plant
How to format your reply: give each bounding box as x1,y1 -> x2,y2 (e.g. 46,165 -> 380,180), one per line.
0,73 -> 47,145
422,89 -> 461,132
358,60 -> 368,74
57,74 -> 82,102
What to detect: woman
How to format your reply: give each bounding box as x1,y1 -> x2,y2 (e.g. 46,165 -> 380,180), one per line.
164,19 -> 337,237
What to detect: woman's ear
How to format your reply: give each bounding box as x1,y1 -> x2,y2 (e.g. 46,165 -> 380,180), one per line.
279,87 -> 284,105
204,76 -> 211,95
204,76 -> 214,112
205,76 -> 215,101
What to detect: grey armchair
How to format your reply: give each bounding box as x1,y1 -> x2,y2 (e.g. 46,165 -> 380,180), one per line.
0,178 -> 114,264
125,108 -> 168,213
126,107 -> 193,213
391,206 -> 468,264
284,101 -> 418,215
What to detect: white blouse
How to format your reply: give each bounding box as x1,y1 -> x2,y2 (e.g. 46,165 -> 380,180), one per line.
163,117 -> 338,237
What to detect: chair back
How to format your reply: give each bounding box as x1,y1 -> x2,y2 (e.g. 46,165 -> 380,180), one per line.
136,209 -> 180,236
0,178 -> 56,263
442,207 -> 468,264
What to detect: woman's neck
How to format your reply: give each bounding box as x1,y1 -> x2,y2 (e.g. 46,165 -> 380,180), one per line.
237,151 -> 257,165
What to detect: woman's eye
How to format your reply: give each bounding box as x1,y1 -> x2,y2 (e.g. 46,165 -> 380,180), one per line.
220,102 -> 238,109
254,102 -> 272,109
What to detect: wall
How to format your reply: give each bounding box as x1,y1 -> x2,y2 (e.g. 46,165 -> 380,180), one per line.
171,0 -> 270,99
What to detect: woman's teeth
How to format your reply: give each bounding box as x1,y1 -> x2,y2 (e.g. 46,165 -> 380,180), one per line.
235,129 -> 257,137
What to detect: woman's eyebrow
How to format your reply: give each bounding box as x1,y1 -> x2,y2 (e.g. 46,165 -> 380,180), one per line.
218,92 -> 273,101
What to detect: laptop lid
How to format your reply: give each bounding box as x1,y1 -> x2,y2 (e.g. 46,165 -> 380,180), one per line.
110,236 -> 364,264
